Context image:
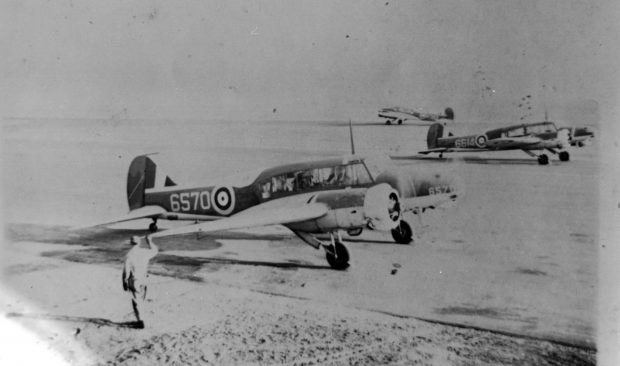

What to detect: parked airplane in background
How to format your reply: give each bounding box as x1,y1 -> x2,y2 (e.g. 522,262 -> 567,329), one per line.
559,126 -> 596,147
105,154 -> 459,269
379,106 -> 454,125
418,121 -> 594,165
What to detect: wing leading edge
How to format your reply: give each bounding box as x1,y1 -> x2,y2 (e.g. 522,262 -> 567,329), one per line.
149,202 -> 329,238
94,205 -> 224,227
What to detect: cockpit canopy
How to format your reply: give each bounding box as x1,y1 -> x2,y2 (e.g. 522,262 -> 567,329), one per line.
253,155 -> 394,200
486,121 -> 558,139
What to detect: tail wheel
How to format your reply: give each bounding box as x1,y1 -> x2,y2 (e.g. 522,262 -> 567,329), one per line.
325,241 -> 350,270
559,151 -> 570,161
391,220 -> 413,244
537,154 -> 549,165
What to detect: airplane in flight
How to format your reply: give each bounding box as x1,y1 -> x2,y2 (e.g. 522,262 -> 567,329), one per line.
105,153 -> 459,270
418,121 -> 593,165
378,106 -> 454,125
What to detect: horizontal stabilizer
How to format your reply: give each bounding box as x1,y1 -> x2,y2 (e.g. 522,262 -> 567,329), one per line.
86,206 -> 223,229
94,206 -> 167,227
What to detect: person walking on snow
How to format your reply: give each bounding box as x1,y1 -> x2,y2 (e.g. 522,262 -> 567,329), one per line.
122,235 -> 158,329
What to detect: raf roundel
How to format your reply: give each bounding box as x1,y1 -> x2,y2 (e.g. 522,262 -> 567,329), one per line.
212,186 -> 235,215
475,135 -> 487,148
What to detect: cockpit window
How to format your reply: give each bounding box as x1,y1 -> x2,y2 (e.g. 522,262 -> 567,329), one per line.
259,162 -> 374,198
506,127 -> 526,137
350,163 -> 373,185
526,123 -> 556,134
363,155 -> 394,179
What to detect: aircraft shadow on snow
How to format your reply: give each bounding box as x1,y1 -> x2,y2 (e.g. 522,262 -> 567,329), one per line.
8,224 -> 333,271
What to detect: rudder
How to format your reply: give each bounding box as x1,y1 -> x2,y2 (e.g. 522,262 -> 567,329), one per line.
126,155 -> 176,210
444,107 -> 454,120
427,123 -> 444,149
127,156 -> 153,210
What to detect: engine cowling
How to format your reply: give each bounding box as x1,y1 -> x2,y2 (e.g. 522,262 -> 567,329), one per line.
286,185 -> 401,234
363,183 -> 401,231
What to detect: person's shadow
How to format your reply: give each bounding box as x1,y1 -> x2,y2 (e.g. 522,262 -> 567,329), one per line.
6,312 -> 142,329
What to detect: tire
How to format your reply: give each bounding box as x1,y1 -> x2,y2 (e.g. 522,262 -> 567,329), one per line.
397,119 -> 403,125
559,151 -> 570,161
385,120 -> 392,125
537,154 -> 549,165
391,221 -> 413,244
347,227 -> 363,237
325,241 -> 350,270
149,222 -> 158,232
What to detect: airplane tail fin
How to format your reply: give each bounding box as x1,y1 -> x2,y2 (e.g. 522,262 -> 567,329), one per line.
444,107 -> 454,120
126,155 -> 177,210
427,123 -> 444,149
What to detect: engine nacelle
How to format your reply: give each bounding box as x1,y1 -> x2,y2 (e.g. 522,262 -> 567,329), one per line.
363,183 -> 401,231
287,184 -> 401,234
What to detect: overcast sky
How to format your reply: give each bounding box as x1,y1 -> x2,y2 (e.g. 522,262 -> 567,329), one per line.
2,0 -> 619,123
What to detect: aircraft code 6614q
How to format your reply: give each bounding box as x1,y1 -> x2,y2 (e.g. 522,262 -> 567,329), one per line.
170,192 -> 212,211
454,137 -> 478,148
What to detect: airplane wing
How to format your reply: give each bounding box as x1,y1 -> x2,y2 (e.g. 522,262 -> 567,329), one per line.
95,205 -> 223,227
418,147 -> 497,154
484,136 -> 540,149
149,202 -> 328,238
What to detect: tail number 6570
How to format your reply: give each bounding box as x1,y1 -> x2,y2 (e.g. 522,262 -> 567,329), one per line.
170,191 -> 211,212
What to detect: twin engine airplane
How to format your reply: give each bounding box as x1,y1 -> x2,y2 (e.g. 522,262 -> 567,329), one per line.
418,121 -> 594,165
106,154 -> 459,270
378,106 -> 454,125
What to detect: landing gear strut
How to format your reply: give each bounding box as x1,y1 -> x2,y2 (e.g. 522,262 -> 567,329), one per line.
522,150 -> 549,165
545,147 -> 570,162
149,219 -> 158,232
391,220 -> 413,244
324,232 -> 350,270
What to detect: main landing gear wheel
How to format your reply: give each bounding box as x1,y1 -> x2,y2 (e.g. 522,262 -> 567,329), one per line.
325,241 -> 350,270
559,151 -> 570,161
537,154 -> 549,165
347,227 -> 363,237
391,220 -> 413,244
149,220 -> 158,232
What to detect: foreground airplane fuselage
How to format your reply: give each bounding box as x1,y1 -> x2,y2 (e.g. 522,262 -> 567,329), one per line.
419,121 -> 593,165
123,155 -> 459,269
